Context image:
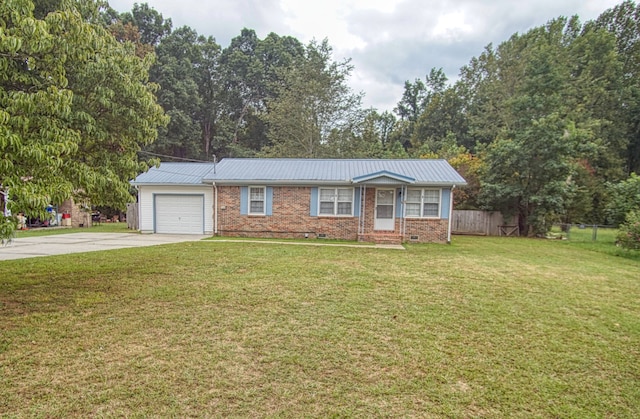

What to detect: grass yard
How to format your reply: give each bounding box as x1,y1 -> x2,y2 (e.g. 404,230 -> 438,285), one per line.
1,236 -> 639,417
15,222 -> 131,238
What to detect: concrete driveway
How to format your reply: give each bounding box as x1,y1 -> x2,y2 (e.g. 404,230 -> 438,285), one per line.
0,233 -> 209,261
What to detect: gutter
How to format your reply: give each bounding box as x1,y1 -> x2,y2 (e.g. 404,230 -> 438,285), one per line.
202,179 -> 467,187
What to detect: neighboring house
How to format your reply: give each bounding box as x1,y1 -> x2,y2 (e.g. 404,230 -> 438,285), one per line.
131,159 -> 466,244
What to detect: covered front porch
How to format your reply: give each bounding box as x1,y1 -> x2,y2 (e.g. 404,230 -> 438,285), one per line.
353,171 -> 413,245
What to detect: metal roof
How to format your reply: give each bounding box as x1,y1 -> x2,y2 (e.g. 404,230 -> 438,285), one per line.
203,158 -> 466,186
132,159 -> 467,186
131,162 -> 216,185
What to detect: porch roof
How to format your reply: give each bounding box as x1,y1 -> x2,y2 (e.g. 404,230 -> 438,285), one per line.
352,170 -> 416,184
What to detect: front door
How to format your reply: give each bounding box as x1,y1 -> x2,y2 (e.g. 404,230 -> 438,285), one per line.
374,189 -> 395,230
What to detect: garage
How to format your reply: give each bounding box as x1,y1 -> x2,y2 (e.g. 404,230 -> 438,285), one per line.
154,194 -> 204,234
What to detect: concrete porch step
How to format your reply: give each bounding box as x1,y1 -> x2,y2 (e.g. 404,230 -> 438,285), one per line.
359,232 -> 403,245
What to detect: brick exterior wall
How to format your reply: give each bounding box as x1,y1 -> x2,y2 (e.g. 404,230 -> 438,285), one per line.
216,186 -> 450,243
403,218 -> 449,243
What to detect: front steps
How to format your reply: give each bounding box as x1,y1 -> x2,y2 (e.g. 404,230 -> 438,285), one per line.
358,232 -> 403,245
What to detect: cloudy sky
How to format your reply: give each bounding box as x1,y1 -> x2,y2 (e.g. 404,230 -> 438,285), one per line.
108,0 -> 621,112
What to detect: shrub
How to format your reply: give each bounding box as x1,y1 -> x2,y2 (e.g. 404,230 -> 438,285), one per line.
616,210 -> 640,250
0,215 -> 16,241
606,173 -> 640,226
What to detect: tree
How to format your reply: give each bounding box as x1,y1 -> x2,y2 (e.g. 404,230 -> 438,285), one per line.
475,18 -> 599,235
218,29 -> 304,155
412,85 -> 469,154
0,0 -> 166,236
394,78 -> 427,124
196,35 -> 224,159
119,2 -> 171,46
605,173 -> 640,225
261,39 -> 363,158
146,26 -> 205,159
593,0 -> 640,175
616,209 -> 640,249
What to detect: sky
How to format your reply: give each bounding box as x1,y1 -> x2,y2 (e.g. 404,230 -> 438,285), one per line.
107,0 -> 621,113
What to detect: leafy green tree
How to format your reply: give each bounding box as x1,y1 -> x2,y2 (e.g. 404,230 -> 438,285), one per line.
146,26 -> 204,159
261,39 -> 363,158
476,19 -> 591,235
449,15 -> 625,232
218,29 -> 304,155
394,68 -> 452,151
605,173 -> 640,225
119,2 -> 171,46
196,35 -> 225,159
0,0 -> 166,234
394,78 -> 427,124
412,85 -> 469,154
350,110 -> 407,158
593,0 -> 640,175
616,209 -> 640,250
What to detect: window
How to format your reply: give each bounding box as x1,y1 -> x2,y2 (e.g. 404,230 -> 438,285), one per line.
249,186 -> 265,215
405,188 -> 440,218
319,188 -> 353,216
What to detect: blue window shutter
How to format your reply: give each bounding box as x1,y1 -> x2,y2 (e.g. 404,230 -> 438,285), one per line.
310,187 -> 318,216
240,186 -> 248,215
396,188 -> 402,218
354,187 -> 361,217
441,188 -> 450,219
266,187 -> 273,216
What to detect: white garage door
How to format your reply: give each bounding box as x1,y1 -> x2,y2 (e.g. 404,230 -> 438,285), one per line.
155,194 -> 204,234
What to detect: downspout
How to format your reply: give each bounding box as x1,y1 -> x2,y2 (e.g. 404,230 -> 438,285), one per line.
213,182 -> 218,236
447,185 -> 456,244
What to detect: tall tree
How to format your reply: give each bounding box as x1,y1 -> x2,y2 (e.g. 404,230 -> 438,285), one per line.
261,39 -> 363,158
119,2 -> 171,46
219,29 -> 304,155
475,18 -> 618,234
146,26 -> 204,159
593,0 -> 640,175
0,0 -> 166,230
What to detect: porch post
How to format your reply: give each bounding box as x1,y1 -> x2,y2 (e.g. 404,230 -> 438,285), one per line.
401,185 -> 406,239
362,185 -> 367,236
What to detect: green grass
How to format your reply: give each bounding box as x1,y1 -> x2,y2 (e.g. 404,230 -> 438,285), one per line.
549,225 -> 640,262
1,236 -> 639,417
15,222 -> 132,238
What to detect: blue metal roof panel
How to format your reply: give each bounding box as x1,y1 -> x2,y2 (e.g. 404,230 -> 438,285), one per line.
132,162 -> 216,185
204,159 -> 466,185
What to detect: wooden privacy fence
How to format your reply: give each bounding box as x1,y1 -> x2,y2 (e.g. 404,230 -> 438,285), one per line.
126,203 -> 138,230
452,210 -> 513,236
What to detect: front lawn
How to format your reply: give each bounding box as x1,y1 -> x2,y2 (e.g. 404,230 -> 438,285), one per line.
15,222 -> 131,238
1,237 -> 638,417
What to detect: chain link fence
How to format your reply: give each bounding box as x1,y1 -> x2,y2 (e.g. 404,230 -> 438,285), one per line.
551,224 -> 618,243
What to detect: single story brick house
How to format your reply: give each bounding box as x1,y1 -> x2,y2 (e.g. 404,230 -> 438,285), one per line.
131,158 -> 466,244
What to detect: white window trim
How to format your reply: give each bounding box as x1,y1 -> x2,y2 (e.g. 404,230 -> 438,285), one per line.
248,186 -> 266,215
405,188 -> 441,218
318,187 -> 354,217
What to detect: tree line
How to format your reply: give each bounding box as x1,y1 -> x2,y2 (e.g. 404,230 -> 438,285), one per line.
2,0 -> 640,239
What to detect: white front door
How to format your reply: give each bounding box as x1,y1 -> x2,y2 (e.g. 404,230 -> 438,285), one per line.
374,189 -> 395,230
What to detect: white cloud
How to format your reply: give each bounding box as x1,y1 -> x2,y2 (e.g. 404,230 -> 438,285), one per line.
107,0 -> 621,111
